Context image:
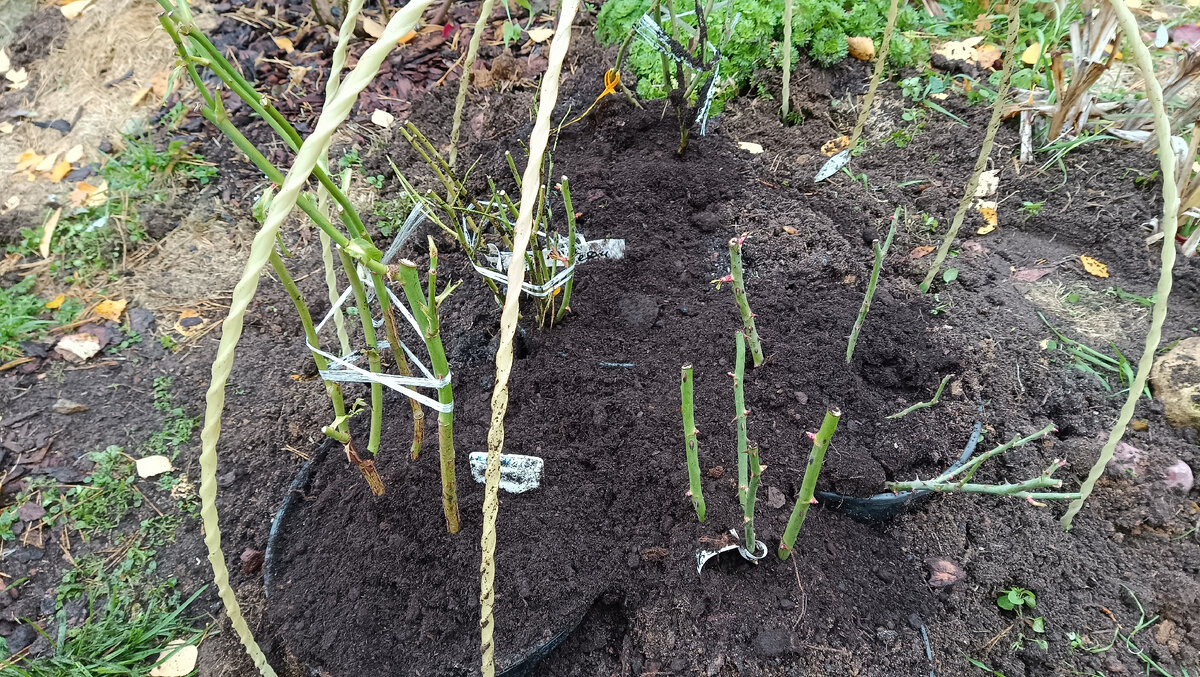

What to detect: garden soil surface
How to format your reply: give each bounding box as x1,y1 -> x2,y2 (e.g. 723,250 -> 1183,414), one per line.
2,4 -> 1199,677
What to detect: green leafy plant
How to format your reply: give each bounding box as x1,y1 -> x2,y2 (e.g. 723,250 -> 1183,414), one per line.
1021,200 -> 1045,218
0,276 -> 51,358
996,587 -> 1047,651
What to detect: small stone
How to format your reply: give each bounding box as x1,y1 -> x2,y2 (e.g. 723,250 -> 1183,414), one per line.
926,558 -> 965,587
755,628 -> 790,657
690,210 -> 721,233
5,624 -> 36,652
794,391 -> 808,405
1164,460 -> 1194,492
874,567 -> 895,583
128,308 -> 156,335
52,398 -> 88,415
240,548 -> 264,575
766,486 -> 786,510
17,502 -> 45,522
9,547 -> 43,563
1107,441 -> 1146,478
707,466 -> 724,479
1149,338 -> 1200,430
218,470 -> 238,488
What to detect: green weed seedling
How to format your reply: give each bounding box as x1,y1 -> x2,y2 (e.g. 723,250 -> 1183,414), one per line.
1021,200 -> 1045,219
0,276 -> 52,358
996,587 -> 1047,651
141,377 -> 200,461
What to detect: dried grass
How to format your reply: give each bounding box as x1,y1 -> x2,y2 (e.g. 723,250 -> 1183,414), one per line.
1022,280 -> 1146,343
1,0 -> 176,193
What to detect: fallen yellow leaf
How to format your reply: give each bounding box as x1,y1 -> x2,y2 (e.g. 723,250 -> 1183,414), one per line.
136,455 -> 174,478
1020,42 -> 1041,65
130,87 -> 152,107
273,36 -> 295,53
821,135 -> 850,157
60,0 -> 94,18
15,150 -> 43,172
40,208 -> 62,258
45,294 -> 66,310
64,144 -> 84,164
976,203 -> 998,235
34,153 -> 58,173
49,160 -> 72,183
1080,254 -> 1109,278
934,36 -> 984,62
396,29 -> 417,45
93,298 -> 127,322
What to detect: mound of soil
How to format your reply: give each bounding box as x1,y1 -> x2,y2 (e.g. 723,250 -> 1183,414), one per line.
266,39 -> 1200,677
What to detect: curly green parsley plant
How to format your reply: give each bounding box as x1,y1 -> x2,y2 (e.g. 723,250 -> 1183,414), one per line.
597,0 -> 932,108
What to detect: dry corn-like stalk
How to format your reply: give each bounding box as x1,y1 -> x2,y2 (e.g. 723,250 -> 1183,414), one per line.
449,0 -> 497,168
847,0 -> 901,150
479,2 -> 579,675
170,1 -> 436,673
781,0 -> 794,120
920,1 -> 1019,293
778,408 -> 841,560
1062,0 -> 1179,529
681,364 -> 707,522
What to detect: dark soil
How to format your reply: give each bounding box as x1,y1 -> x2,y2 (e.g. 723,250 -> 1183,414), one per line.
265,25 -> 1200,677
4,7 -> 68,70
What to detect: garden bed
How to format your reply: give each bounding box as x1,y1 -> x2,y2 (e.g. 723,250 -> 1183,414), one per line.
265,37 -> 1200,676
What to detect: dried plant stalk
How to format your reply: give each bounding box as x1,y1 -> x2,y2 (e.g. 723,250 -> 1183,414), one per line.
920,1 -> 1019,293
479,2 -> 579,675
681,364 -> 707,522
1062,0 -> 1179,529
449,0 -> 496,168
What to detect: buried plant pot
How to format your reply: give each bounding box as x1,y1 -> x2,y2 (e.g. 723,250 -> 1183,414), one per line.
264,441 -> 592,676
816,419 -> 984,521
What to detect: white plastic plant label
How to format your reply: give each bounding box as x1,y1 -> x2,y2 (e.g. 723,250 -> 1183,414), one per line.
469,452 -> 544,494
814,148 -> 851,183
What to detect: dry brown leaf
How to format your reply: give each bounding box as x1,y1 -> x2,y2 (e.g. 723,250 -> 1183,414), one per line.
273,36 -> 295,53
1080,255 -> 1109,278
85,179 -> 108,207
783,225 -> 799,235
361,16 -> 384,38
149,71 -> 171,99
63,144 -> 84,164
972,15 -> 993,32
60,0 -> 94,19
49,160 -> 72,183
820,135 -> 850,157
934,36 -> 984,62
136,455 -> 174,479
971,43 -> 1002,68
370,109 -> 395,129
40,208 -> 61,258
5,67 -> 28,90
847,36 -> 875,61
1012,268 -> 1053,282
527,27 -> 554,43
910,245 -> 935,259
56,332 -> 101,361
35,153 -> 58,173
93,299 -> 127,322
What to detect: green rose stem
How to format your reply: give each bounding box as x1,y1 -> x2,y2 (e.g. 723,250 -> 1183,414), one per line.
396,237 -> 463,534
846,211 -> 897,364
717,235 -> 764,367
778,408 -> 841,560
267,249 -> 350,437
338,248 -> 386,496
732,331 -> 750,507
681,364 -> 707,522
743,443 -> 763,552
554,176 -> 578,324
